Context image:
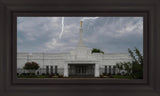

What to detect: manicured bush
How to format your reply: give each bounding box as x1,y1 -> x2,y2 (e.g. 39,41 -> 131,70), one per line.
100,74 -> 104,78
103,73 -> 108,75
106,74 -> 111,76
31,73 -> 35,75
23,61 -> 40,74
55,73 -> 59,76
109,75 -> 113,78
37,71 -> 39,75
49,74 -> 54,78
51,73 -> 55,76
21,73 -> 26,76
117,73 -> 121,75
58,74 -> 63,78
122,72 -> 125,75
42,73 -> 46,75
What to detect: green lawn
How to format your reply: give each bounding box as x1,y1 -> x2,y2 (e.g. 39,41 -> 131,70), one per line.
17,75 -> 59,78
17,75 -> 133,79
111,75 -> 133,79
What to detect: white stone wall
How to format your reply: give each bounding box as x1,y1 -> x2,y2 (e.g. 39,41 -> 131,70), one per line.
17,52 -> 132,76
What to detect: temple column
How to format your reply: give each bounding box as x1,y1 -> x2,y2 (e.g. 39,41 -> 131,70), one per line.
64,64 -> 68,77
95,64 -> 100,77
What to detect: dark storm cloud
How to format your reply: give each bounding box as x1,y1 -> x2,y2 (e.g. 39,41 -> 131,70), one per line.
17,17 -> 143,53
82,17 -> 143,53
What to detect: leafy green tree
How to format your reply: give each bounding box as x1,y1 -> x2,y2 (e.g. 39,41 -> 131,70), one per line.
128,48 -> 143,79
123,62 -> 132,75
91,48 -> 104,54
116,63 -> 123,74
116,63 -> 120,73
116,48 -> 143,79
23,62 -> 40,74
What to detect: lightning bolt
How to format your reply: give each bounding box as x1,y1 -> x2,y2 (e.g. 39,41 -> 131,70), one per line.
49,17 -> 99,51
59,17 -> 99,39
81,17 -> 99,21
59,17 -> 64,39
49,17 -> 64,52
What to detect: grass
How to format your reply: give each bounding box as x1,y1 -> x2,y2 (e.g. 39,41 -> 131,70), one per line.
17,75 -> 48,78
17,75 -> 133,79
100,74 -> 133,79
111,75 -> 133,79
17,75 -> 60,78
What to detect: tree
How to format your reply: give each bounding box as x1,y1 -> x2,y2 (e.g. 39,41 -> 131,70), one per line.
91,48 -> 104,54
116,48 -> 143,79
23,61 -> 40,75
116,63 -> 120,73
123,62 -> 132,75
128,48 -> 143,79
116,62 -> 123,74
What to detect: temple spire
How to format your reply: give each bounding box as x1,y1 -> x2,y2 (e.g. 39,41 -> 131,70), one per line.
78,21 -> 84,47
80,21 -> 83,28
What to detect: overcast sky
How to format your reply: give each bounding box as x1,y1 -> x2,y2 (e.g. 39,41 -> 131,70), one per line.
17,17 -> 143,53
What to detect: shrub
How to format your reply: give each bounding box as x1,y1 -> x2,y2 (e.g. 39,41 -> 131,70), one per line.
109,75 -> 113,78
100,74 -> 104,78
91,48 -> 104,54
122,72 -> 125,75
26,73 -> 30,76
37,71 -> 39,75
21,73 -> 26,76
31,73 -> 35,75
125,73 -> 129,76
55,73 -> 59,76
58,74 -> 63,78
51,73 -> 55,76
103,73 -> 107,75
117,73 -> 121,75
23,61 -> 40,74
42,73 -> 46,75
46,73 -> 49,75
49,74 -> 54,78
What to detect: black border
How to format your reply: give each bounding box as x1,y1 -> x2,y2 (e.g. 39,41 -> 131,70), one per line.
0,0 -> 160,96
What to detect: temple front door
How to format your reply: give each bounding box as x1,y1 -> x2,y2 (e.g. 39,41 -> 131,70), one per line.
69,64 -> 95,77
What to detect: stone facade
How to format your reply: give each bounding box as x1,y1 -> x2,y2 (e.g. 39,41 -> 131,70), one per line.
17,52 -> 132,77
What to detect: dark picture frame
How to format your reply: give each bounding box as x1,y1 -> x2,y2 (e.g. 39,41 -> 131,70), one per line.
0,0 -> 160,96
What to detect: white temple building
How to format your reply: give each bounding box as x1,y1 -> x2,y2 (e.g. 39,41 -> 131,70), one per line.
17,21 -> 132,77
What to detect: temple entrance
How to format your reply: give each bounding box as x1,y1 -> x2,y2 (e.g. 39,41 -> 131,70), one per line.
69,64 -> 95,77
